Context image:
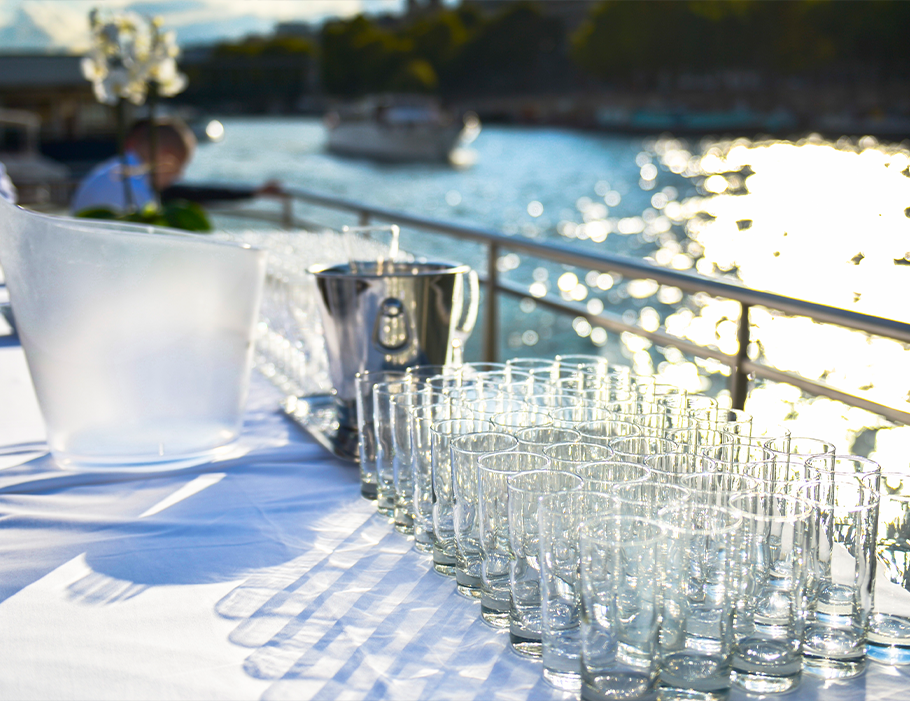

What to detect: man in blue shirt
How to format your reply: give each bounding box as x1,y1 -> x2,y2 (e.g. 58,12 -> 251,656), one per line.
70,118 -> 195,214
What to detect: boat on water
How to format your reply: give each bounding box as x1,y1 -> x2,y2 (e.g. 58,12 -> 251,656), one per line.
324,96 -> 480,163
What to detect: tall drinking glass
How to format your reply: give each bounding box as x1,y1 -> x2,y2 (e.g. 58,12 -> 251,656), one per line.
580,515 -> 664,701
869,470 -> 910,665
800,472 -> 880,679
728,492 -> 812,694
539,490 -> 614,690
477,451 -> 551,627
355,369 -> 405,500
431,417 -> 493,576
451,430 -> 518,598
507,469 -> 584,657
656,504 -> 742,699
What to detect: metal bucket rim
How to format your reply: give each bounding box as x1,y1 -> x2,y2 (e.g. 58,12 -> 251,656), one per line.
309,259 -> 471,278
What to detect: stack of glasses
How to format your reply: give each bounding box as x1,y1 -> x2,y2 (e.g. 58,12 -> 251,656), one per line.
354,355 -> 910,699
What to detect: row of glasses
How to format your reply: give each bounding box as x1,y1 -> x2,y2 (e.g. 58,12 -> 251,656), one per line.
352,354 -> 910,698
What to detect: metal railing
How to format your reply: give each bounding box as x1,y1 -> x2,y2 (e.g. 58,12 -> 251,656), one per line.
209,185 -> 910,425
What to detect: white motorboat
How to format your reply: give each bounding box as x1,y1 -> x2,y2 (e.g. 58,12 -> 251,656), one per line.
325,97 -> 480,163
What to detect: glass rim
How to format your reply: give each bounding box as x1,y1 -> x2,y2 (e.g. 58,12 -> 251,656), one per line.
580,513 -> 665,546
505,468 -> 583,494
477,450 -> 551,473
804,453 -> 881,473
542,441 -> 614,461
727,491 -> 815,522
430,417 -> 493,436
789,476 -> 881,511
451,430 -> 518,454
761,435 -> 836,455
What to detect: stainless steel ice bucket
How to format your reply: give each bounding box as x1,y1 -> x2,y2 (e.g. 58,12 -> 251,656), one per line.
310,259 -> 478,430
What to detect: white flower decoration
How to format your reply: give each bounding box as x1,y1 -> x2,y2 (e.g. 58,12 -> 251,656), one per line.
82,8 -> 187,106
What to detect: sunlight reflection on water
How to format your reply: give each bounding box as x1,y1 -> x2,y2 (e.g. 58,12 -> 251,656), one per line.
641,134 -> 910,463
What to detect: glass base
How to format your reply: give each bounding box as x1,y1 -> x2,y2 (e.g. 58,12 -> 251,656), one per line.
583,673 -> 658,701
510,627 -> 542,658
543,667 -> 582,691
867,642 -> 910,666
455,569 -> 482,599
360,483 -> 377,500
414,538 -> 434,554
731,669 -> 800,694
480,593 -> 512,630
432,545 -> 456,577
801,654 -> 865,679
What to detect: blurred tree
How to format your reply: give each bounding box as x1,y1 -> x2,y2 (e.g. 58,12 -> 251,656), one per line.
445,2 -> 566,94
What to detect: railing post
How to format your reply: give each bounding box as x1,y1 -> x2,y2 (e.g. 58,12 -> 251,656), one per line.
359,210 -> 371,226
281,194 -> 294,229
730,302 -> 751,410
483,243 -> 499,362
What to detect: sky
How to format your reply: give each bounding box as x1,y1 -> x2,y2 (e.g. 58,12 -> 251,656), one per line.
0,0 -> 411,52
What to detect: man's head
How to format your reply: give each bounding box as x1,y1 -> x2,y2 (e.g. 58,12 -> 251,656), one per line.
126,118 -> 197,190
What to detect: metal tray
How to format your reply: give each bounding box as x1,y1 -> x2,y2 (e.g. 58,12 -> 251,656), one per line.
281,394 -> 359,462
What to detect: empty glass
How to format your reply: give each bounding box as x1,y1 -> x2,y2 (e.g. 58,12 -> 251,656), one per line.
451,430 -> 518,598
373,380 -> 411,517
507,469 -> 584,657
868,470 -> 910,665
355,369 -> 405,500
539,490 -> 613,690
431,417 -> 493,576
477,451 -> 551,628
656,504 -> 742,699
800,472 -> 880,679
728,492 -> 813,694
580,515 -> 664,701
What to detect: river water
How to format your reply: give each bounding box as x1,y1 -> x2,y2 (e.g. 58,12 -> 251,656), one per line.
184,117 -> 910,460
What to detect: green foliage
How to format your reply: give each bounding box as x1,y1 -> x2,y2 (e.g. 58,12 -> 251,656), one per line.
75,200 -> 213,233
571,0 -> 910,82
214,35 -> 315,58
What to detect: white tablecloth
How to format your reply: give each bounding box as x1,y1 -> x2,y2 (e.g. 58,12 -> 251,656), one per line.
0,343 -> 907,700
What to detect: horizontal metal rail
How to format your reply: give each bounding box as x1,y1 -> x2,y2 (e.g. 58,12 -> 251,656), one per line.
206,185 -> 910,425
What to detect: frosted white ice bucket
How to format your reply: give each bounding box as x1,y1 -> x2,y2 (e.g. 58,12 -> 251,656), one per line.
0,199 -> 266,469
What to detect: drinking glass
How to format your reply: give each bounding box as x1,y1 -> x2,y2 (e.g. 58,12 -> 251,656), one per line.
800,472 -> 880,679
373,380 -> 411,517
507,469 -> 584,657
867,470 -> 910,665
391,387 -> 420,534
539,490 -> 614,690
516,426 -> 581,455
728,492 -> 813,694
410,402 -> 448,553
656,504 -> 742,699
477,451 -> 552,627
431,417 -> 493,576
451,430 -> 518,598
580,515 -> 664,701
355,369 -> 405,500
